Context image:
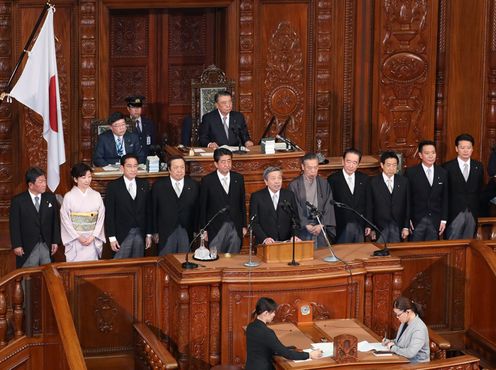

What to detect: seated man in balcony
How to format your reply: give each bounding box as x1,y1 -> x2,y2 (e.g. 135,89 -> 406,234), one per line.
198,91 -> 254,148
93,112 -> 144,167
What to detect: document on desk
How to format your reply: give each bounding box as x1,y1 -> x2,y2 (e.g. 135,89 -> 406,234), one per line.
357,341 -> 390,352
293,343 -> 334,362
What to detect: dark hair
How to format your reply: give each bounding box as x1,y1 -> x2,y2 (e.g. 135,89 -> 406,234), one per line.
25,167 -> 45,185
263,166 -> 282,180
301,152 -> 318,164
120,154 -> 139,166
70,163 -> 93,179
418,140 -> 436,153
455,133 -> 474,146
214,148 -> 233,162
393,296 -> 424,318
252,297 -> 278,320
380,150 -> 399,164
343,147 -> 362,161
167,155 -> 186,168
108,111 -> 125,125
214,90 -> 232,103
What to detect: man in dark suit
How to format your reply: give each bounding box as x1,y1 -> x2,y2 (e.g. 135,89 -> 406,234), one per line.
199,148 -> 247,253
199,91 -> 254,148
328,148 -> 371,243
105,154 -> 151,258
93,111 -> 144,166
126,95 -> 156,157
370,151 -> 410,243
288,153 -> 335,247
151,155 -> 199,255
9,167 -> 61,268
250,167 -> 301,245
443,133 -> 484,239
405,140 -> 449,241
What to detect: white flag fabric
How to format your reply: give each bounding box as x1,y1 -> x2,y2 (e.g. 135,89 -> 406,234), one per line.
10,7 -> 65,192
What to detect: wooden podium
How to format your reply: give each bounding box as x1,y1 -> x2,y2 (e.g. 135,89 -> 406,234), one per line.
256,240 -> 314,263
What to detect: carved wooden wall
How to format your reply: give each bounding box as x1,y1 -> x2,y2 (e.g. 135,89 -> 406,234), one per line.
1,0 -> 495,265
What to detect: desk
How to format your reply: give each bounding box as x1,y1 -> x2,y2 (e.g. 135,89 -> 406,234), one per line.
161,243 -> 403,368
272,319 -> 408,369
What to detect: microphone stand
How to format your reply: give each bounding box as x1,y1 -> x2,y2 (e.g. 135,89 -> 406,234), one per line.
232,124 -> 247,154
244,215 -> 260,267
182,207 -> 227,269
306,204 -> 338,262
283,201 -> 300,266
258,116 -> 276,144
331,200 -> 389,256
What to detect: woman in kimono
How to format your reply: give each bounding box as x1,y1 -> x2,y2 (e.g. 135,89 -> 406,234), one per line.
61,163 -> 105,262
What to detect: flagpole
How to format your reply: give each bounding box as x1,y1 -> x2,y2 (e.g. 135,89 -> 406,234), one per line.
0,2 -> 51,104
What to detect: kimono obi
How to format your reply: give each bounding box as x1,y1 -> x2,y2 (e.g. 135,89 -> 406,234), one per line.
70,212 -> 98,232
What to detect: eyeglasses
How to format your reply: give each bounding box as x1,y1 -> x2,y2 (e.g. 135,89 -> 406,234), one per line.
395,310 -> 406,318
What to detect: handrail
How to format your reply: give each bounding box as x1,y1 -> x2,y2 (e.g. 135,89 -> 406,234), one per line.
42,265 -> 87,370
134,322 -> 178,369
0,265 -> 43,287
470,240 -> 496,276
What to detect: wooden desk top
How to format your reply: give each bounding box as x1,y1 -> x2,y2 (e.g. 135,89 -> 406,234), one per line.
272,319 -> 408,369
92,167 -> 169,180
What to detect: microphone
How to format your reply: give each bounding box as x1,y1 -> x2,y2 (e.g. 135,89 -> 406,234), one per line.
305,201 -> 323,217
329,199 -> 346,208
248,214 -> 257,230
276,135 -> 303,151
182,206 -> 229,269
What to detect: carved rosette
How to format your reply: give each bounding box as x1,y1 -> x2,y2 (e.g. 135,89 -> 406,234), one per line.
264,22 -> 304,142
111,13 -> 148,58
94,292 -> 118,333
169,12 -> 205,57
379,0 -> 428,160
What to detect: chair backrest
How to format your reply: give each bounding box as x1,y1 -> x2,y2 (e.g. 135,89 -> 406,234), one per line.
191,65 -> 236,146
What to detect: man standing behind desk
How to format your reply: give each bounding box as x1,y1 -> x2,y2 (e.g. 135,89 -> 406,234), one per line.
370,151 -> 410,243
405,140 -> 448,241
443,133 -> 484,239
288,153 -> 336,247
199,148 -> 247,253
93,111 -> 144,167
251,167 -> 302,245
105,154 -> 151,258
328,148 -> 371,243
126,95 -> 156,157
199,91 -> 254,148
151,155 -> 199,255
10,167 -> 61,268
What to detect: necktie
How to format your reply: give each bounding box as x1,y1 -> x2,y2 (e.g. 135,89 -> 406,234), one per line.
175,181 -> 181,197
222,115 -> 229,140
128,182 -> 136,199
135,119 -> 141,134
426,168 -> 433,186
463,163 -> 469,182
387,178 -> 393,193
347,176 -> 354,194
222,177 -> 229,193
272,193 -> 278,210
116,137 -> 124,157
34,196 -> 40,212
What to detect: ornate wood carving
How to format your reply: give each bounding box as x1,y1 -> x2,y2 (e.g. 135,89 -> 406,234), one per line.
94,292 -> 118,333
143,266 -> 155,325
169,65 -> 204,106
342,0 -> 354,152
333,334 -> 358,363
169,12 -> 205,56
264,22 -> 304,144
434,0 -> 447,160
209,284 -> 220,366
110,66 -> 148,108
484,0 -> 496,168
238,0 -> 255,133
370,273 -> 391,336
110,13 -> 148,58
375,0 -> 437,165
13,278 -> 23,339
190,286 -> 209,361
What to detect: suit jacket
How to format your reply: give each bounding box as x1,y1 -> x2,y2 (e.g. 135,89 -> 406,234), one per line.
199,171 -> 247,241
245,319 -> 309,370
131,116 -> 156,157
104,177 -> 150,245
249,188 -> 300,245
93,130 -> 144,167
404,164 -> 448,227
369,174 -> 410,231
199,110 -> 251,147
288,175 -> 336,237
443,158 -> 484,221
328,171 -> 371,232
151,176 -> 199,249
9,191 -> 61,268
391,315 -> 430,363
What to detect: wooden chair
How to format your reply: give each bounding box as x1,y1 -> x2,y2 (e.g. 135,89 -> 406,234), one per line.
190,64 -> 236,146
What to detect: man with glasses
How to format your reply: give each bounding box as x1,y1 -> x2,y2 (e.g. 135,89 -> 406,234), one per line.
93,111 -> 144,167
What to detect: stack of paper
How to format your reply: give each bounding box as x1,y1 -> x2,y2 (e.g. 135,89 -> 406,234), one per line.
146,155 -> 160,173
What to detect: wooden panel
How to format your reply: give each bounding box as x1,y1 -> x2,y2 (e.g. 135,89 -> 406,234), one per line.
371,0 -> 439,166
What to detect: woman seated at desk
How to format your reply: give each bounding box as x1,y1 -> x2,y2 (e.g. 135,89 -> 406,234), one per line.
383,296 -> 430,363
245,297 -> 322,370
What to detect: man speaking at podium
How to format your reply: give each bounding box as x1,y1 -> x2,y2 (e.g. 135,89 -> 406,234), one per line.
250,167 -> 301,245
199,91 -> 254,148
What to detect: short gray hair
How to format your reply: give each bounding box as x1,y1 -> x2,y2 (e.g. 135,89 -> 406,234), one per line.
263,166 -> 282,180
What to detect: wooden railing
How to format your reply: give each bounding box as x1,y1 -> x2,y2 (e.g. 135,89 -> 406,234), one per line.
134,322 -> 178,369
476,216 -> 496,240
